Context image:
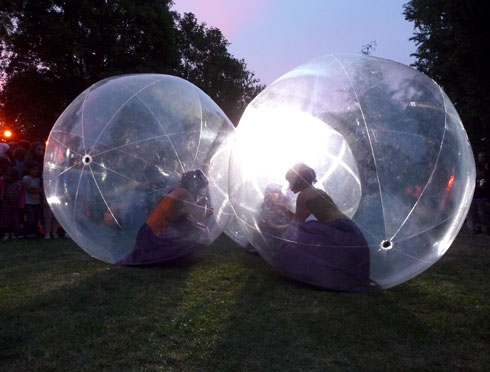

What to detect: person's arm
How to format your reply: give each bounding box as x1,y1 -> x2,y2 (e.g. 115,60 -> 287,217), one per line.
171,188 -> 206,223
197,196 -> 213,218
263,201 -> 297,231
293,190 -> 314,222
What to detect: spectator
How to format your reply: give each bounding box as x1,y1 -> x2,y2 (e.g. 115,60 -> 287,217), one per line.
22,163 -> 43,237
24,141 -> 45,174
17,140 -> 31,153
0,167 -> 25,240
0,143 -> 15,167
13,147 -> 27,179
467,150 -> 490,234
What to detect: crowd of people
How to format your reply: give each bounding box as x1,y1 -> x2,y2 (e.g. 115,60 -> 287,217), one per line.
0,140 -> 63,241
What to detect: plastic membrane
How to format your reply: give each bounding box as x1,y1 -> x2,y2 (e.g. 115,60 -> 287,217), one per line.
44,74 -> 234,264
228,54 -> 475,289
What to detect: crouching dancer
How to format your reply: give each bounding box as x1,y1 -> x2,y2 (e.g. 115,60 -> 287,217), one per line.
272,163 -> 378,291
118,170 -> 211,265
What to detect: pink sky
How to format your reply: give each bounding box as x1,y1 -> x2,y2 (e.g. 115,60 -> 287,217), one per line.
172,1 -> 417,85
172,0 -> 268,38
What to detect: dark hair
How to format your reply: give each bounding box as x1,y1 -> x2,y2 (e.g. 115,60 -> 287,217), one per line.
25,162 -> 40,171
181,169 -> 208,194
0,158 -> 12,171
18,140 -> 31,152
13,147 -> 26,160
286,163 -> 317,188
24,141 -> 44,175
26,141 -> 44,159
265,183 -> 282,195
4,166 -> 18,181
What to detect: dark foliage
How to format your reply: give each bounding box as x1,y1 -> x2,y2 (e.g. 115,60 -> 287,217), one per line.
0,0 -> 263,140
404,0 -> 490,147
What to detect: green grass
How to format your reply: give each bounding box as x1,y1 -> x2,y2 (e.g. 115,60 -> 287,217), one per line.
1,230 -> 489,371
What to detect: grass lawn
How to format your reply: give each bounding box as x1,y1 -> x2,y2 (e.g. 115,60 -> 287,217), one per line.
1,229 -> 489,371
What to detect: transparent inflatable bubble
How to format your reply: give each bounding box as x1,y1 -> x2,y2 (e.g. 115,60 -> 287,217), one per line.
224,214 -> 250,248
229,54 -> 475,290
44,74 -> 234,264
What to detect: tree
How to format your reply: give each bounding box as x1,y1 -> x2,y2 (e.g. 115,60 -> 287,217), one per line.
0,0 -> 179,140
404,0 -> 490,146
177,13 -> 263,124
360,40 -> 377,56
0,1 -> 263,140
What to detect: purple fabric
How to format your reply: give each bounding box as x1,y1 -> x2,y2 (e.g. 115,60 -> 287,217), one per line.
118,218 -> 210,266
272,219 -> 373,291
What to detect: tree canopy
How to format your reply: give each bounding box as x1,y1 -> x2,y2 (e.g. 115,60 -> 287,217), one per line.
0,0 -> 263,140
404,0 -> 490,147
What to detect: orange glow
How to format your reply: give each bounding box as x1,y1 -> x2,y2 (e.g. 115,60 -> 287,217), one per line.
446,175 -> 455,191
4,130 -> 12,138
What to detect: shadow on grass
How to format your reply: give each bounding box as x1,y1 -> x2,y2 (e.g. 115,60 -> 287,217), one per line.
203,232 -> 490,371
1,232 -> 489,371
0,239 -> 199,371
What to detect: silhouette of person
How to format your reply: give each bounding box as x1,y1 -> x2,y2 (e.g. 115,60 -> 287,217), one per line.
271,163 -> 376,291
118,169 -> 211,265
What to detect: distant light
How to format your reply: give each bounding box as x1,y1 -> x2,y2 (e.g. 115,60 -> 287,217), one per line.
446,175 -> 455,191
4,130 -> 12,138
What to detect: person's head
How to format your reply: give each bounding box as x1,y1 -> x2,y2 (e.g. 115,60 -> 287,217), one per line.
285,163 -> 316,193
28,141 -> 44,160
4,167 -> 18,182
0,158 -> 12,174
181,169 -> 208,196
13,146 -> 26,161
18,140 -> 31,152
26,163 -> 40,177
477,151 -> 487,164
264,183 -> 283,204
35,143 -> 45,158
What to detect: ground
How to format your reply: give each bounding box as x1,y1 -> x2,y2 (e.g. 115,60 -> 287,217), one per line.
0,227 -> 489,371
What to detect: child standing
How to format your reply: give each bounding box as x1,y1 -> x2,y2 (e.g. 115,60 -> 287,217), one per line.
22,164 -> 43,237
0,167 -> 25,240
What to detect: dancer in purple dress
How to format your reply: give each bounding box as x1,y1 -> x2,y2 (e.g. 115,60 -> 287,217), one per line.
271,163 -> 377,291
118,170 -> 211,265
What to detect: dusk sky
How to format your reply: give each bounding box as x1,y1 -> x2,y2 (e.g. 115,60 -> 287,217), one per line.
172,0 -> 417,85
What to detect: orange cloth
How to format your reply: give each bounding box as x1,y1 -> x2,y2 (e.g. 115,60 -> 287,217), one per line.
145,196 -> 183,235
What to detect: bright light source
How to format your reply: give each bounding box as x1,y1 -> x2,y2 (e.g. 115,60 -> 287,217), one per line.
4,130 -> 12,138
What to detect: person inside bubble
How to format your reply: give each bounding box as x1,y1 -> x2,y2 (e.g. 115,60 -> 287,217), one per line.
256,183 -> 294,252
118,169 -> 212,265
271,163 -> 377,291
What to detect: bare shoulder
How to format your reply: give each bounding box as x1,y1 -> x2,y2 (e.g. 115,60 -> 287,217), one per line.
297,187 -> 319,203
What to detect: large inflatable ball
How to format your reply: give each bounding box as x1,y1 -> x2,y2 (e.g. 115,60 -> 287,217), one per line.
229,54 -> 476,290
224,214 -> 250,249
44,74 -> 234,265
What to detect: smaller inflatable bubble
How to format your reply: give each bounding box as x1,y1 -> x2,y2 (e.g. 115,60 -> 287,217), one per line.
44,74 -> 234,264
